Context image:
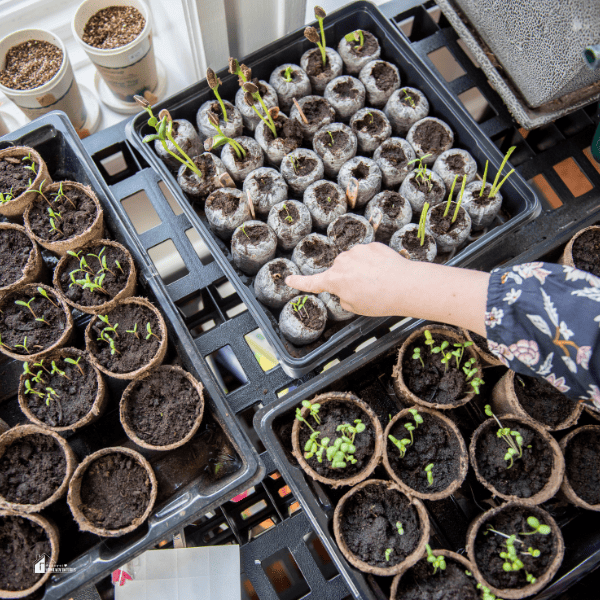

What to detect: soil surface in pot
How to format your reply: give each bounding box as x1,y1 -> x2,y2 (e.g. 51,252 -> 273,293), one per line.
430,208 -> 468,237
268,261 -> 295,291
371,62 -> 398,91
469,187 -> 496,207
513,373 -> 579,428
125,370 -> 202,446
0,433 -> 66,504
316,129 -> 350,155
277,202 -> 301,226
207,189 -> 240,216
399,229 -> 433,261
0,40 -> 62,90
181,155 -> 219,194
378,191 -> 405,218
298,399 -> 375,479
58,244 -> 132,307
290,297 -> 326,331
330,218 -> 366,250
445,154 -> 465,173
572,229 -> 600,278
302,237 -> 337,267
387,412 -> 460,494
236,224 -> 270,248
89,303 -> 161,374
83,6 -> 145,49
263,115 -> 303,151
340,484 -> 421,568
409,174 -> 444,197
402,334 -> 469,405
379,144 -> 406,166
0,292 -> 67,354
28,186 -> 98,242
24,356 -> 98,428
393,556 -> 478,600
0,156 -> 38,198
353,111 -> 387,135
475,419 -> 552,498
305,52 -> 335,78
333,79 -> 360,99
314,182 -> 343,212
80,452 -> 151,529
474,506 -> 556,589
564,428 -> 600,505
0,228 -> 34,287
206,101 -> 235,122
0,514 -> 51,591
412,121 -> 451,154
348,32 -> 378,56
289,155 -> 317,177
400,90 -> 421,108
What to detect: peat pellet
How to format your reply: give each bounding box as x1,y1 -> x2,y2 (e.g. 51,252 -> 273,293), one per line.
384,87 -> 429,136
350,107 -> 392,154
292,233 -> 338,275
390,224 -> 437,263
337,156 -> 382,208
255,113 -> 303,167
243,167 -> 288,218
154,119 -> 201,171
196,99 -> 243,146
359,60 -> 401,108
290,95 -> 336,141
312,122 -> 357,178
324,75 -> 366,120
433,148 -> 478,190
373,137 -> 416,188
205,188 -> 251,240
303,180 -> 347,230
279,294 -> 327,346
221,136 -> 264,184
234,79 -> 278,131
177,152 -> 227,202
462,181 -> 503,231
280,148 -> 324,195
254,258 -> 301,309
406,117 -> 454,165
337,30 -> 381,74
231,220 -> 277,275
364,190 -> 412,243
267,199 -> 312,251
327,213 -> 374,252
318,291 -> 354,321
269,63 -> 312,112
300,46 -> 343,94
426,203 -> 471,253
400,168 -> 446,213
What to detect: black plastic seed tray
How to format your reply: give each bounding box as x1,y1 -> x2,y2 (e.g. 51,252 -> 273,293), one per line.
0,112 -> 263,600
127,0 -> 539,378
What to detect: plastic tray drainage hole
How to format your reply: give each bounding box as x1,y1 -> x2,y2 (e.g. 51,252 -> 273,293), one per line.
121,190 -> 162,234
92,142 -> 137,183
185,227 -> 214,265
245,329 -> 278,372
147,239 -> 189,285
303,532 -> 338,581
158,180 -> 183,215
262,549 -> 310,600
456,38 -> 480,68
553,157 -> 593,198
176,291 -> 206,320
529,175 -> 563,210
458,87 -> 496,123
427,46 -> 465,82
206,345 -> 247,394
214,280 -> 236,299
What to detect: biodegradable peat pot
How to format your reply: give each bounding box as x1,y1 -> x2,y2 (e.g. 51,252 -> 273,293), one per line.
292,232 -> 338,275
243,167 -> 289,218
196,99 -> 243,145
0,224 -> 42,298
462,181 -> 503,231
559,225 -> 600,275
280,148 -> 325,195
255,113 -> 303,168
337,156 -> 382,208
269,63 -> 312,112
234,79 -> 278,132
324,75 -> 366,121
221,136 -> 264,184
254,258 -> 300,309
433,148 -> 478,191
204,187 -> 251,240
292,392 -> 384,487
18,347 -> 107,432
359,60 -> 401,108
466,502 -> 564,599
290,95 -> 336,142
154,119 -> 201,170
470,413 -> 565,504
177,152 -> 227,203
460,327 -> 504,367
267,199 -> 312,251
373,137 -> 416,188
231,221 -> 277,275
383,407 -> 468,500
24,181 -> 104,256
53,238 -> 137,315
491,370 -> 582,431
0,509 -> 59,599
400,168 -> 446,214
303,180 -> 347,230
0,424 -> 76,512
364,190 -> 412,244
393,325 -> 481,410
337,30 -> 381,74
312,122 -> 357,178
121,365 -> 204,451
390,224 -> 437,262
279,294 -> 327,345
0,147 -> 51,218
350,107 -> 392,154
318,291 -> 354,322
560,425 -> 600,511
426,204 -> 472,254
300,47 -> 343,94
333,479 -> 430,576
0,283 -> 74,363
85,296 -> 167,380
406,117 -> 454,165
67,446 -> 157,537
327,213 -> 374,252
384,87 -> 430,136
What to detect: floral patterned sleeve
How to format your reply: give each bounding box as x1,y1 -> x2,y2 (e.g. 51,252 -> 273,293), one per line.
485,262 -> 600,412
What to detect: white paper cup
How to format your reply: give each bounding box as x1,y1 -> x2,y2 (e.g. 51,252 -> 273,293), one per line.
72,0 -> 158,103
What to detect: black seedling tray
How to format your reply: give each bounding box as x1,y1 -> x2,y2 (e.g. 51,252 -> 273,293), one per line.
127,0 -> 540,378
0,112 -> 263,600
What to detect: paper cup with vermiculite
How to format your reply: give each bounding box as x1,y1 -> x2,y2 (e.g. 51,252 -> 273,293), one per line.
72,0 -> 158,103
0,29 -> 86,131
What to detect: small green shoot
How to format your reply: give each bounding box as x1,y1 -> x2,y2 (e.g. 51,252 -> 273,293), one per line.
385,548 -> 392,562
396,521 -> 404,535
50,360 -> 70,380
205,112 -> 247,158
426,544 -> 446,574
37,287 -> 58,308
206,67 -> 228,123
22,153 -> 37,176
489,146 -> 516,198
64,356 -> 84,376
291,295 -> 310,319
412,346 -> 424,367
417,202 -> 429,246
345,29 -> 364,51
484,405 -> 525,469
15,336 -> 29,354
15,297 -> 37,319
24,379 -> 44,397
0,188 -> 14,205
304,6 -> 327,66
327,130 -> 334,146
425,463 -> 434,486
402,88 -> 415,108
126,323 -> 139,338
283,66 -> 293,82
146,322 -> 160,340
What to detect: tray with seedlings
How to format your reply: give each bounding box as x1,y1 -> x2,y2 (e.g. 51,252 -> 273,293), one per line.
0,113 -> 262,600
128,0 -> 539,377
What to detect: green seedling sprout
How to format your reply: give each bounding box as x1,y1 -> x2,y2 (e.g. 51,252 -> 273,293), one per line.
33,359 -> 49,373
52,182 -> 76,208
327,130 -> 334,146
97,332 -> 120,356
385,548 -> 392,562
15,297 -> 37,319
426,544 -> 446,573
45,387 -> 63,422
64,356 -> 84,376
49,217 -> 63,237
480,161 -> 489,197
31,179 -> 50,206
50,360 -> 70,380
412,346 -> 424,367
407,155 -> 431,183
47,207 -> 62,222
417,202 -> 429,246
388,433 -> 411,458
37,287 -> 58,308
146,322 -> 160,340
15,336 -> 29,354
289,155 -> 299,174
304,6 -> 327,66
396,521 -> 404,535
281,203 -> 294,223
328,419 -> 365,468
205,112 -> 247,158
283,66 -> 293,82
476,583 -> 498,600
291,295 -> 310,319
443,174 -> 460,218
345,29 -> 364,51
22,152 -> 37,176
0,334 -> 10,349
488,146 -> 516,198
484,405 -> 527,468
24,379 -> 44,397
424,329 -> 435,351
240,80 -> 277,137
0,188 -> 14,205
295,400 -> 321,431
22,362 -> 34,377
452,175 -> 468,223
425,463 -> 434,486
31,369 -> 45,384
521,516 -> 552,536
402,88 -> 415,108
127,323 -> 139,338
409,408 -> 423,427
206,67 -> 228,123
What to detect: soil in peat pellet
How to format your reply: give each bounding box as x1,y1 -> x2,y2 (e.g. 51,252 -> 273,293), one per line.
0,434 -> 66,504
429,208 -> 468,237
0,229 -> 34,287
409,174 -> 444,197
340,484 -> 421,568
263,116 -> 303,152
298,400 -> 374,480
0,155 -> 37,197
80,453 -> 151,530
301,237 -> 337,268
289,155 -> 317,177
0,40 -> 62,90
207,189 -> 240,216
371,62 -> 398,91
412,121 -> 451,155
314,182 -> 343,213
316,129 -> 350,156
305,52 -> 334,77
353,111 -> 387,135
572,229 -> 600,278
347,31 -> 378,56
379,144 -> 406,166
565,429 -> 600,505
333,79 -> 360,100
277,202 -> 301,226
82,6 -> 146,50
399,229 -> 433,261
268,261 -> 295,292
290,298 -> 326,331
330,218 -> 366,250
236,224 -> 271,248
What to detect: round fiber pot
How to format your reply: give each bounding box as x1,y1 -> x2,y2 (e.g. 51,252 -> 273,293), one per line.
470,413 -> 565,505
0,29 -> 86,133
383,406 -> 468,500
384,87 -> 429,136
460,327 -> 504,367
0,283 -> 74,363
18,347 -> 107,432
67,446 -> 157,537
0,509 -> 59,599
53,238 -> 137,315
84,296 -> 168,380
333,479 -> 430,576
559,225 -> 600,270
0,224 -> 42,298
491,370 -> 582,431
392,325 -> 481,410
0,147 -> 51,218
291,392 -> 383,488
120,365 -> 204,451
337,30 -> 381,74
300,46 -> 343,95
24,181 -> 104,256
466,502 -> 564,599
72,0 -> 158,103
0,424 -> 76,513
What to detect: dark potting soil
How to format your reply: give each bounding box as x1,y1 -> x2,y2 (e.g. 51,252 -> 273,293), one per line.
290,155 -> 317,178
264,115 -> 303,151
0,229 -> 34,287
412,121 -> 451,154
473,506 -> 557,589
206,189 -> 240,216
347,31 -> 379,56
89,303 -> 161,374
300,98 -> 332,124
340,484 -> 421,568
564,429 -> 600,505
305,49 -> 335,77
0,433 -> 66,504
0,155 -> 36,197
290,296 -> 326,331
302,237 -> 337,267
80,453 -> 151,529
316,129 -> 350,156
232,141 -> 258,166
514,373 -> 579,428
470,187 -> 497,207
277,202 -> 301,226
235,223 -> 271,248
392,556 -> 478,600
23,355 -> 98,428
125,370 -> 203,446
254,173 -> 275,194
208,101 -> 235,122
28,186 -> 98,242
269,260 -> 294,291
572,229 -> 600,278
298,399 -> 375,479
83,6 -> 145,50
315,181 -> 343,213
445,154 -> 465,172
379,144 -> 407,166
409,173 -> 444,196
353,111 -> 386,135
402,333 -> 469,405
400,229 -> 434,261
351,161 -> 371,180
371,62 -> 398,91
387,412 -> 460,494
475,419 -> 553,498
0,40 -> 62,90
0,515 -> 51,591
331,218 -> 367,251
378,191 -> 405,219
0,291 -> 67,355
333,79 -> 360,99
429,207 -> 468,237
